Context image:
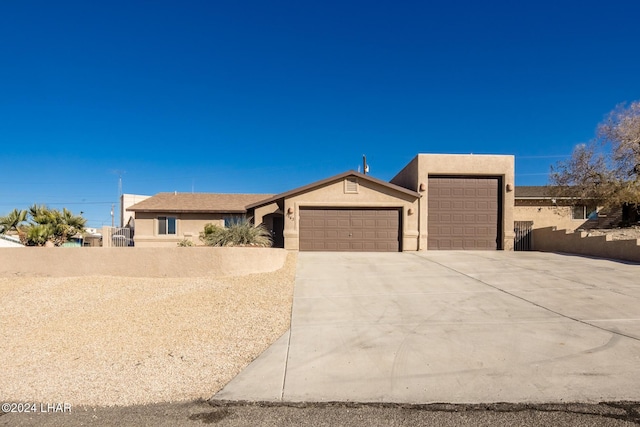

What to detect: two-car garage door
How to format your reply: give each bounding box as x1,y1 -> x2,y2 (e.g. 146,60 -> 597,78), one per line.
299,208 -> 400,252
428,177 -> 501,250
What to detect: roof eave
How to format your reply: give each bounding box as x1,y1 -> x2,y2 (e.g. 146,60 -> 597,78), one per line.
128,208 -> 248,214
246,170 -> 421,210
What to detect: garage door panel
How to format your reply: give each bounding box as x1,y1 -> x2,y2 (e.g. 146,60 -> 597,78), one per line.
428,177 -> 500,250
299,208 -> 400,252
299,218 -> 313,228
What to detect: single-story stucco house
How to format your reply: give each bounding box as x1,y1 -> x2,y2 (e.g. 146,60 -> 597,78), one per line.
128,153 -> 517,251
127,193 -> 273,247
514,186 -> 599,232
513,186 -> 640,231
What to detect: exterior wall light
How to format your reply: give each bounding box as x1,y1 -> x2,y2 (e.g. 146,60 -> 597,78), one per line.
419,183 -> 426,191
408,208 -> 414,215
506,183 -> 514,192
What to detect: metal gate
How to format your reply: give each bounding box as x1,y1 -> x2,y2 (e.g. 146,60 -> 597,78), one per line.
514,221 -> 533,251
105,227 -> 133,247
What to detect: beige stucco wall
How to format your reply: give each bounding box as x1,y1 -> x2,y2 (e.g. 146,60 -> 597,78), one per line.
253,202 -> 282,237
0,247 -> 288,277
278,177 -> 420,251
514,205 -> 590,232
120,194 -> 151,227
532,227 -> 640,263
254,202 -> 281,226
392,154 -> 515,251
390,156 -> 419,191
133,212 -> 226,247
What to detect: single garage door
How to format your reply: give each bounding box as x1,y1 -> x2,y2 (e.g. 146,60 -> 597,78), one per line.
428,177 -> 500,250
299,208 -> 400,252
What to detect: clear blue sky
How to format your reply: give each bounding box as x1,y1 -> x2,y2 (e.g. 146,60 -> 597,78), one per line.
2,0 -> 639,228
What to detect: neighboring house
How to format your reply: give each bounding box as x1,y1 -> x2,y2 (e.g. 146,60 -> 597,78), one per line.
515,186 -> 640,232
127,193 -> 273,247
83,228 -> 102,247
120,194 -> 151,228
514,186 -> 606,232
131,154 -> 516,252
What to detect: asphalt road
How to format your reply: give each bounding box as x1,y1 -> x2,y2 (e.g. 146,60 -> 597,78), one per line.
2,400 -> 640,426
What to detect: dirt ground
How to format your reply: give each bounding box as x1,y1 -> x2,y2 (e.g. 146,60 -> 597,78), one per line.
581,226 -> 640,241
0,253 -> 297,407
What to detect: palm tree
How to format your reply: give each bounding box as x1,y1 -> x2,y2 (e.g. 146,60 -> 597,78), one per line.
0,209 -> 27,235
25,224 -> 54,246
29,204 -> 53,226
56,208 -> 87,244
22,205 -> 87,246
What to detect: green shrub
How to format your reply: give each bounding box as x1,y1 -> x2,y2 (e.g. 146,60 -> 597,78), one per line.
200,218 -> 272,247
177,238 -> 194,247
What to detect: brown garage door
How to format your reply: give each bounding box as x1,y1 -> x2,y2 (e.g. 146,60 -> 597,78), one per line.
428,177 -> 500,250
299,208 -> 400,252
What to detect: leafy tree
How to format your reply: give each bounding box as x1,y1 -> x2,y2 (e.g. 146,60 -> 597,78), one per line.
550,101 -> 640,213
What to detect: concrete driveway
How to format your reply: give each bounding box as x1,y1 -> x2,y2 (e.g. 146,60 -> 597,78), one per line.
213,251 -> 640,404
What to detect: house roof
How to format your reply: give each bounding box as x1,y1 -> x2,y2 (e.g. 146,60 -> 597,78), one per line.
515,185 -> 596,201
514,186 -> 553,198
127,193 -> 274,213
246,170 -> 421,210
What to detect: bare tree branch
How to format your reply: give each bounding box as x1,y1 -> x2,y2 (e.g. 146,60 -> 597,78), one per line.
550,101 -> 640,209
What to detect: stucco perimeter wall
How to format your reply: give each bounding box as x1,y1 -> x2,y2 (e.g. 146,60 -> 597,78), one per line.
532,227 -> 640,263
0,247 -> 288,278
514,205 -> 589,232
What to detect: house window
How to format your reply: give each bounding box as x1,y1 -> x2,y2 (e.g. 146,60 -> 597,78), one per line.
572,205 -> 597,220
224,215 -> 245,227
158,216 -> 177,235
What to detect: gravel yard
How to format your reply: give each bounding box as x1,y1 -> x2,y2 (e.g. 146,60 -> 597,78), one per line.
583,226 -> 640,241
0,252 -> 297,407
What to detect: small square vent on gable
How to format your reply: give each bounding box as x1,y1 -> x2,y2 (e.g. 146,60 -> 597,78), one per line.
344,177 -> 358,194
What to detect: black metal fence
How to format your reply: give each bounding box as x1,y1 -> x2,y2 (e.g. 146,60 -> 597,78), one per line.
514,221 -> 533,251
